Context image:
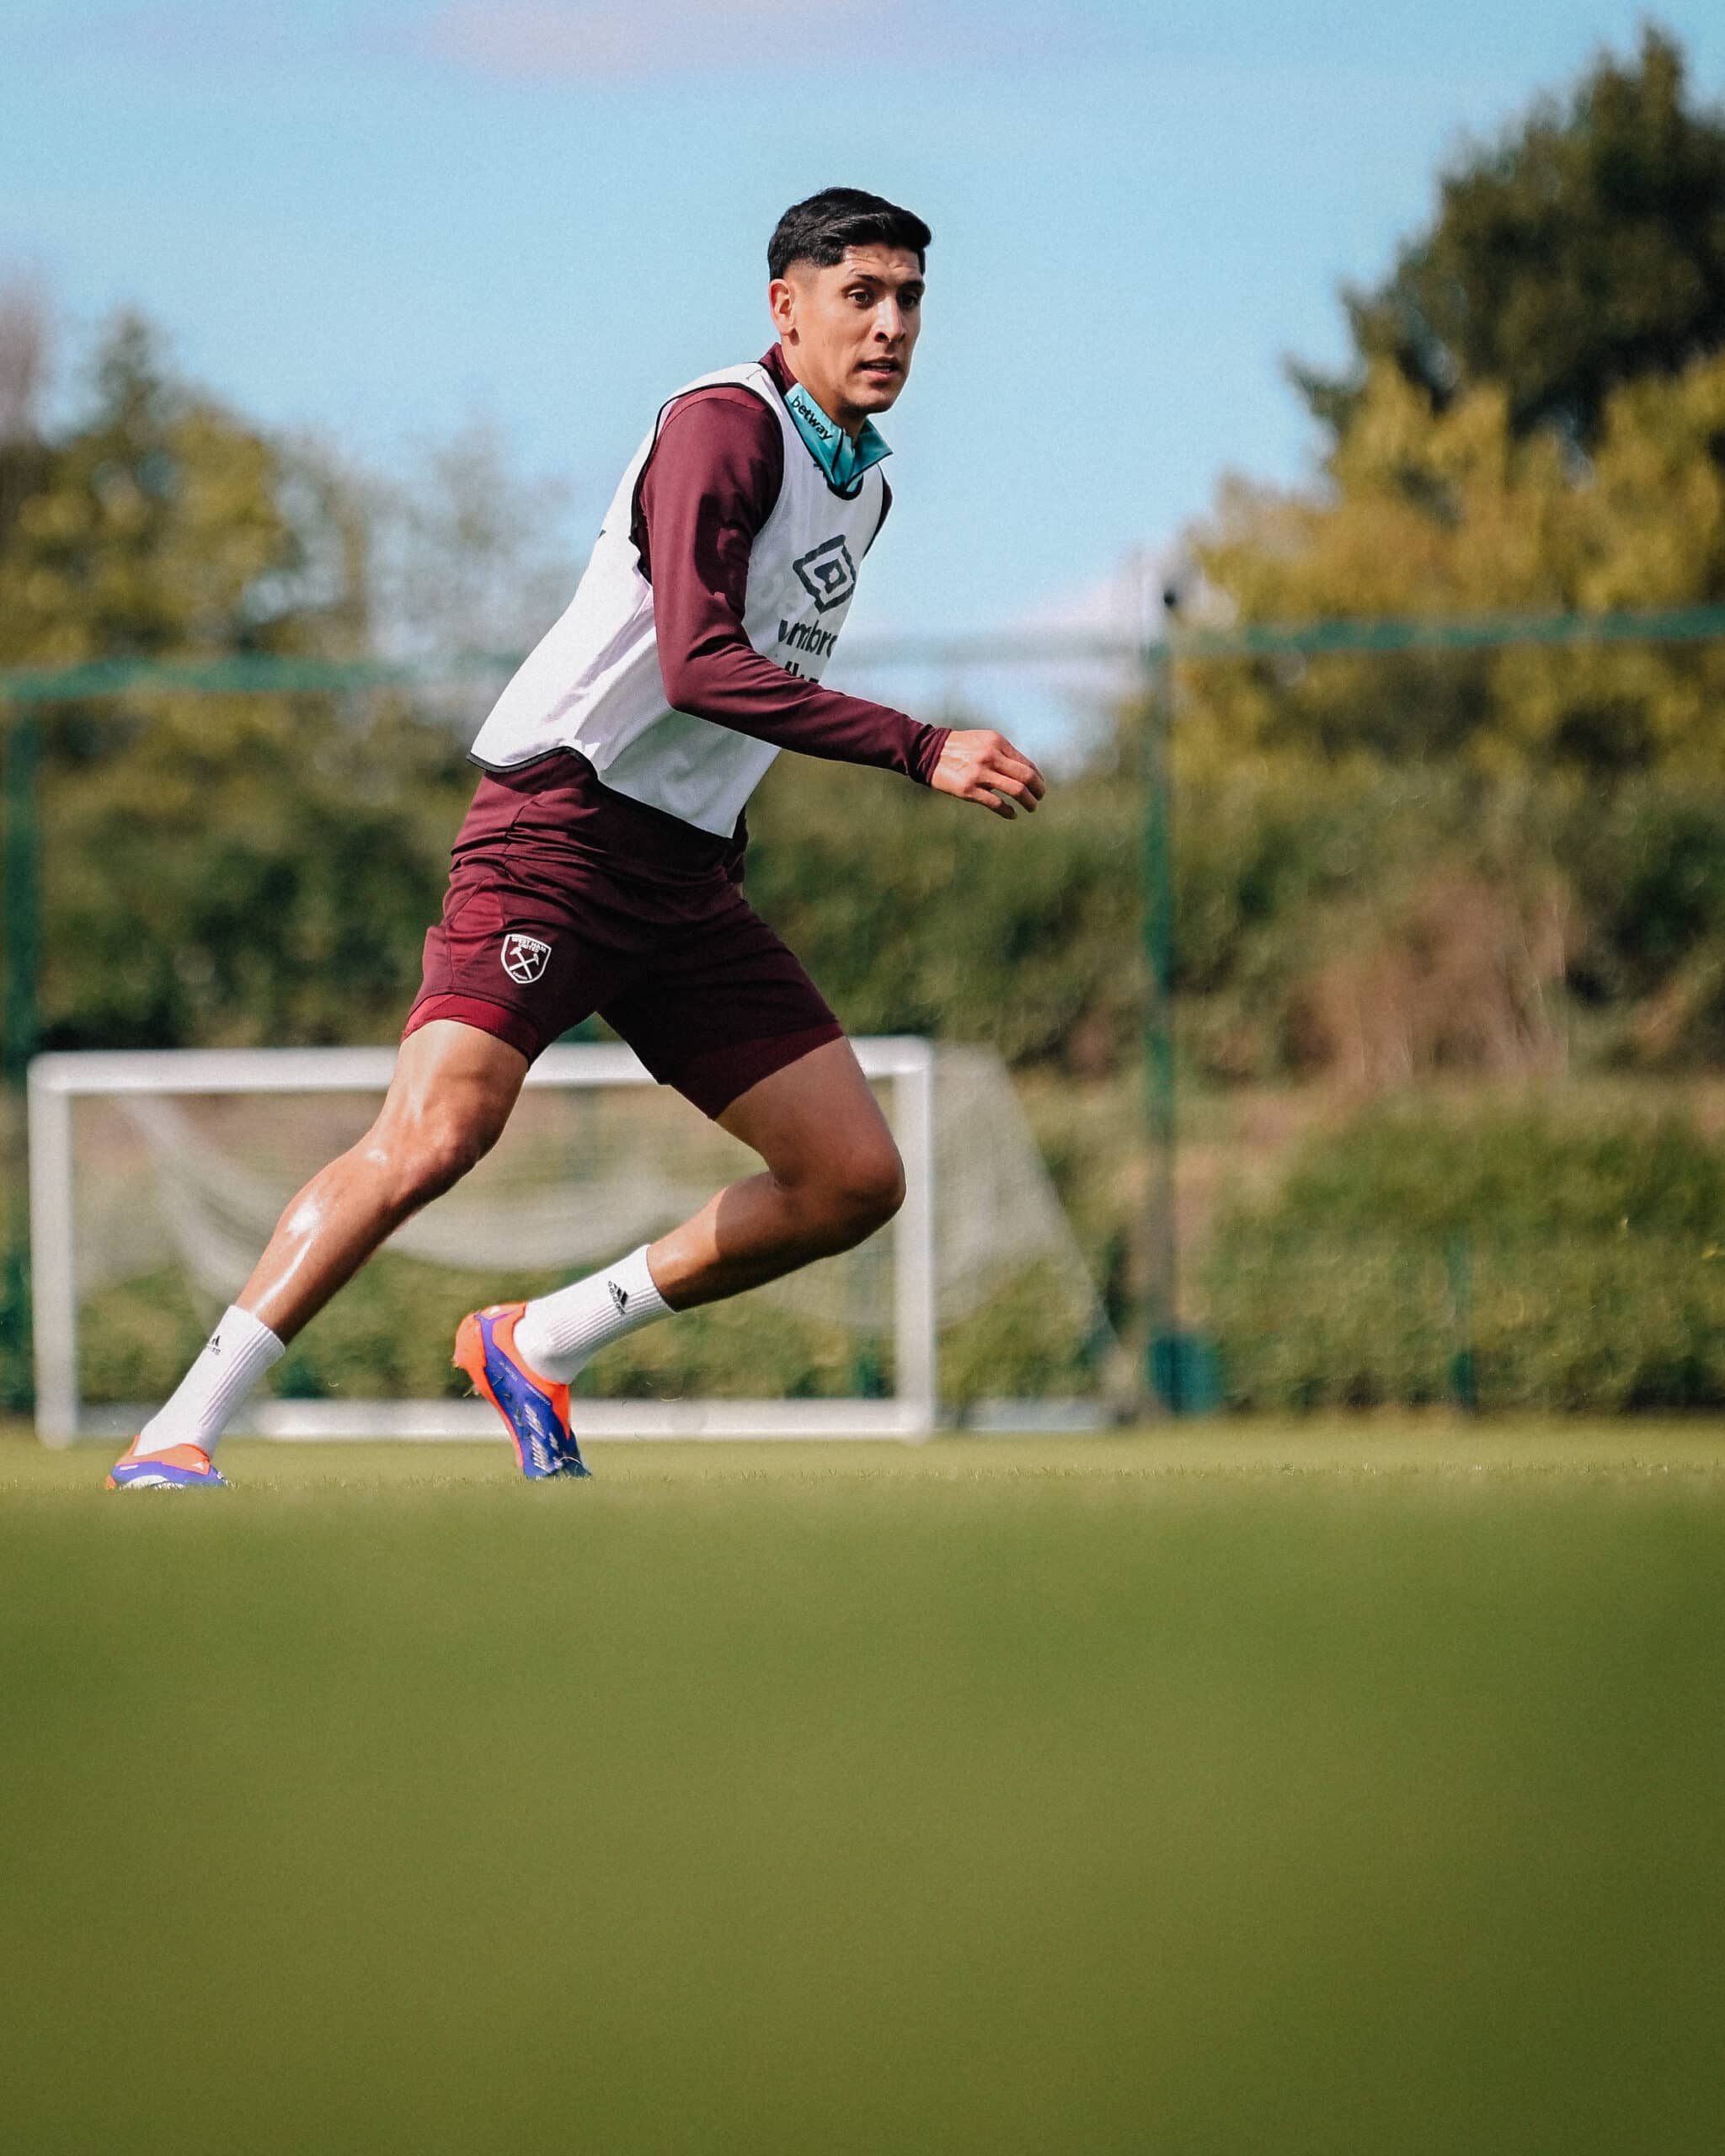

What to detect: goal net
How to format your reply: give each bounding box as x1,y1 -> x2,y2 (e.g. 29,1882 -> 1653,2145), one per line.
28,1040 -> 1113,1444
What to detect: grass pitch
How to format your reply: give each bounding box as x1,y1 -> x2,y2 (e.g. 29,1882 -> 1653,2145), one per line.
5,1425 -> 1724,2153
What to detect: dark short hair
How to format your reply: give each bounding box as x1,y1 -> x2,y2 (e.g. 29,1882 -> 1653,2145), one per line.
767,188 -> 931,281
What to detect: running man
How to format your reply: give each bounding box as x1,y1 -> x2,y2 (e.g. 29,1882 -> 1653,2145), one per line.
110,186 -> 1045,1486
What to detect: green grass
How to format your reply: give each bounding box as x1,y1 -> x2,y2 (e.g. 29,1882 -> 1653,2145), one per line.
5,1426 -> 1725,2153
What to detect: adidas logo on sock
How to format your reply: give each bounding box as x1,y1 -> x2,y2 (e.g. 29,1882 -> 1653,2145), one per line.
608,1279 -> 629,1317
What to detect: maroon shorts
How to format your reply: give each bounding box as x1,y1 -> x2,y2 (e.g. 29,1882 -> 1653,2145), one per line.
404,759 -> 842,1119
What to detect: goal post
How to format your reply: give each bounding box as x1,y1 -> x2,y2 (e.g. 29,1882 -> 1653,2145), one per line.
28,1038 -> 939,1446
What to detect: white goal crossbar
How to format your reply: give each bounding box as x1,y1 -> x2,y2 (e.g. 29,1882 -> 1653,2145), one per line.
28,1038 -> 937,1446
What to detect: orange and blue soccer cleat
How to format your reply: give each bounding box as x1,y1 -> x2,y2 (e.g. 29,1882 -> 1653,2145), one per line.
107,1439 -> 227,1489
453,1303 -> 590,1480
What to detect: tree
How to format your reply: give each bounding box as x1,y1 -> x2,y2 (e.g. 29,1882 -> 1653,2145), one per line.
0,281 -> 51,566
1295,26 -> 1725,448
0,312 -> 363,670
1187,350 -> 1725,773
0,313 -> 472,1054
0,312 -> 595,1057
366,416 -> 579,664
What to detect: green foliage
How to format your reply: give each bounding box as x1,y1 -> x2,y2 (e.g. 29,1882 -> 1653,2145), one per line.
745,751 -> 1144,1072
938,1263 -> 1104,1409
77,1253 -> 882,1409
77,1250 -> 1106,1415
0,314 -> 360,670
1160,764 -> 1725,1083
1189,348 -> 1725,776
1557,777 -> 1725,1062
1167,766 -> 1561,1083
0,313 -> 451,1054
1203,1102 -> 1725,1410
38,691 -> 468,1049
1199,26 -> 1725,782
1295,27 -> 1725,446
1238,1102 -> 1725,1237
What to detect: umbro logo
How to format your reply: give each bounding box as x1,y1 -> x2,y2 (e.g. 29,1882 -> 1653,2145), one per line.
501,931 -> 552,985
608,1279 -> 629,1316
793,535 -> 857,615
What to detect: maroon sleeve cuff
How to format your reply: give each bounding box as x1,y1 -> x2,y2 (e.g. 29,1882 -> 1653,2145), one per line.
906,723 -> 949,787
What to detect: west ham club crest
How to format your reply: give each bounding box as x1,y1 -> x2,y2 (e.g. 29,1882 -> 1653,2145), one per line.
501,931 -> 552,985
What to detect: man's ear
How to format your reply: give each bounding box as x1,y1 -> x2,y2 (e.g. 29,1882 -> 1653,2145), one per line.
768,275 -> 797,339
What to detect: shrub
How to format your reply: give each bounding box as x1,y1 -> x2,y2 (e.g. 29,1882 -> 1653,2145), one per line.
1200,1101 -> 1725,1409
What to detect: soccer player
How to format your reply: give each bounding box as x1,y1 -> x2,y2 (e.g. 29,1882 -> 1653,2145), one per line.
109,186 -> 1045,1487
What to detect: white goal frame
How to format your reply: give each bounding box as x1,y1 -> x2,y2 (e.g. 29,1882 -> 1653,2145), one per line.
27,1038 -> 937,1447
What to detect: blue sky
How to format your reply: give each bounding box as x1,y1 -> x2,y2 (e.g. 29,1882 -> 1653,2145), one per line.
4,1 -> 1724,739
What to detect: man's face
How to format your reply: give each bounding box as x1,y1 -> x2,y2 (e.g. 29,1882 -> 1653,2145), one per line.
771,245 -> 925,424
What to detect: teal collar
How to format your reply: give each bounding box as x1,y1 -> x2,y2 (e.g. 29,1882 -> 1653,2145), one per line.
781,376 -> 890,497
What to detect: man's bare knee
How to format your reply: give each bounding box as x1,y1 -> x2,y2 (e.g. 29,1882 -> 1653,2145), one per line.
369,1099 -> 505,1214
790,1139 -> 906,1251
856,1145 -> 908,1229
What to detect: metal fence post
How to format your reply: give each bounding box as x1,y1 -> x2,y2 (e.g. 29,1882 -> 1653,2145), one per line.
1141,636 -> 1178,1412
0,696 -> 41,1410
1445,1229 -> 1479,1414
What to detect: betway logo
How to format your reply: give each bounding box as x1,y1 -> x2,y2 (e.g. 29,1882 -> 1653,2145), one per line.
778,620 -> 840,659
787,386 -> 841,444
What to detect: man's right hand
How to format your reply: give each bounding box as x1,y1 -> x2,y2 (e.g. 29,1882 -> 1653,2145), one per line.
928,730 -> 1047,819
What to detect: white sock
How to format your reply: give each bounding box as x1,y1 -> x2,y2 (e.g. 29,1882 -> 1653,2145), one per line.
134,1305 -> 285,1457
513,1246 -> 674,1384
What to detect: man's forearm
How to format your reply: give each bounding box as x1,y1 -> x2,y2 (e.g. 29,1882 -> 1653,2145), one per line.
660,638 -> 948,782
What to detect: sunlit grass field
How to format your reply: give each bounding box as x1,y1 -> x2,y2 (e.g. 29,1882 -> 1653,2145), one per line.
5,1425 -> 1724,2153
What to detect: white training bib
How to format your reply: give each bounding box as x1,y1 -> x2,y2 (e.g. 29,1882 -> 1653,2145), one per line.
469,362 -> 888,839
